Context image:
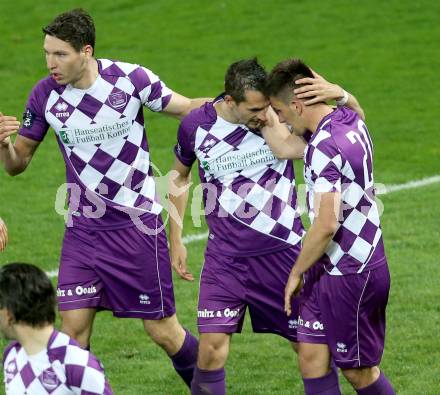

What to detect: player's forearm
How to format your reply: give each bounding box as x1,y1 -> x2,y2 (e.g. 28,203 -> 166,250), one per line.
262,126 -> 305,160
291,221 -> 335,276
168,173 -> 191,245
344,91 -> 365,121
183,97 -> 212,118
0,138 -> 28,176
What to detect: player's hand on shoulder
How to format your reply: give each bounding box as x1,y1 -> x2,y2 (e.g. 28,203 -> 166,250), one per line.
0,218 -> 8,252
293,68 -> 344,106
170,241 -> 193,281
0,112 -> 20,147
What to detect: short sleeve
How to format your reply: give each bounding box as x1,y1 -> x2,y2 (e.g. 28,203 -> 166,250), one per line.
174,117 -> 197,167
129,66 -> 172,112
18,80 -> 50,142
311,136 -> 342,193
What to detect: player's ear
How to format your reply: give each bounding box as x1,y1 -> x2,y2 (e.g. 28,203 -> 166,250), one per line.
82,44 -> 94,58
293,100 -> 303,116
224,94 -> 233,104
224,94 -> 236,108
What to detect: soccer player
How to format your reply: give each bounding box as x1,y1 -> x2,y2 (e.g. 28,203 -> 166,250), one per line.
0,218 -> 7,252
0,8 -> 207,388
1,262 -> 113,394
265,59 -> 395,395
169,58 -> 363,394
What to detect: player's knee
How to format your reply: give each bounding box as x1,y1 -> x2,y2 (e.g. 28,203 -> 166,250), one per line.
148,328 -> 178,351
290,341 -> 299,354
143,316 -> 185,353
60,314 -> 93,348
341,366 -> 380,388
298,347 -> 319,367
297,343 -> 330,378
198,335 -> 230,368
60,324 -> 91,349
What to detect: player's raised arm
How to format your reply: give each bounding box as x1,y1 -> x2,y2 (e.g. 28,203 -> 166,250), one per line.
261,106 -> 306,160
168,157 -> 194,281
0,134 -> 40,176
0,113 -> 20,144
161,91 -> 211,120
293,68 -> 365,121
0,218 -> 8,252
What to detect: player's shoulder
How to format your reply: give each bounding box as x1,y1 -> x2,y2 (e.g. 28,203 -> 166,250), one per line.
180,100 -> 216,134
100,59 -> 136,75
2,341 -> 20,366
313,107 -> 360,149
99,59 -> 155,80
59,337 -> 106,386
325,107 -> 365,152
307,118 -> 342,167
29,76 -> 61,99
328,107 -> 361,136
309,119 -> 334,152
46,330 -> 83,362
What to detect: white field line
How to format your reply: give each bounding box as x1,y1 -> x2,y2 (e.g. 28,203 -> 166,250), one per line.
376,175 -> 440,195
46,175 -> 440,279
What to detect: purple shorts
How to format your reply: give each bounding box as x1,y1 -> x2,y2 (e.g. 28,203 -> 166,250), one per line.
297,263 -> 390,368
57,215 -> 176,319
197,245 -> 300,342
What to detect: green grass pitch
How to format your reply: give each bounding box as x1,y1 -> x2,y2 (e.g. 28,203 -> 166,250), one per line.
0,0 -> 439,393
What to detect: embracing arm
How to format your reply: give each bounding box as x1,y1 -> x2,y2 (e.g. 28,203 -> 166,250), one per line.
261,106 -> 306,160
161,92 -> 212,120
294,69 -> 365,121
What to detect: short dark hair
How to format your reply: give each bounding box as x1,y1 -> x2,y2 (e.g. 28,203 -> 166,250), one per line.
225,58 -> 267,103
42,9 -> 95,53
265,59 -> 314,103
0,263 -> 56,327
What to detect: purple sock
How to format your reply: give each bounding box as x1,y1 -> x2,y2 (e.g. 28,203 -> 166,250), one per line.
356,372 -> 396,395
171,328 -> 198,388
303,366 -> 342,395
191,367 -> 226,395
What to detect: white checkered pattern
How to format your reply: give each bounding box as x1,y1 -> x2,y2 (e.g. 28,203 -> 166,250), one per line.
304,114 -> 384,275
3,331 -> 112,394
194,116 -> 304,245
43,60 -> 171,215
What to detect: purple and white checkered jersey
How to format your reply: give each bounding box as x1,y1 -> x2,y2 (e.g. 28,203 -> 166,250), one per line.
19,59 -> 172,229
174,98 -> 304,256
3,330 -> 113,395
304,107 -> 386,275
